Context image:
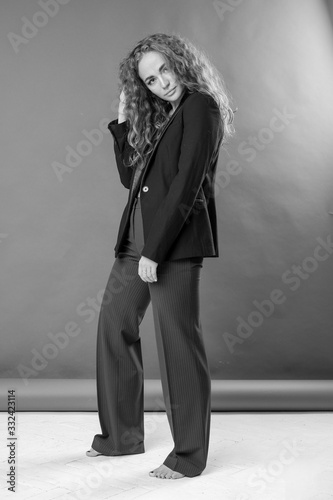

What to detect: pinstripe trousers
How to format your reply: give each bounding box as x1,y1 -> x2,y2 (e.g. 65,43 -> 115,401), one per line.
92,197 -> 211,477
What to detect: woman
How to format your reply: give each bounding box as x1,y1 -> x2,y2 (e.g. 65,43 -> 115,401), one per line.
87,33 -> 235,479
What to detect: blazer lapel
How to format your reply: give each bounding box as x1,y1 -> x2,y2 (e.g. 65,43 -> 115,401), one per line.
129,89 -> 191,202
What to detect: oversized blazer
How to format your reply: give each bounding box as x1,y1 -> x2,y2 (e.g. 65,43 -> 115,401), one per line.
108,89 -> 224,263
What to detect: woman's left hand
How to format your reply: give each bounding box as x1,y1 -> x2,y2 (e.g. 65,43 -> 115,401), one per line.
138,256 -> 158,283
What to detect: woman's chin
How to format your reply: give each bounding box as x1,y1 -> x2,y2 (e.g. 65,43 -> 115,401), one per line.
164,86 -> 185,106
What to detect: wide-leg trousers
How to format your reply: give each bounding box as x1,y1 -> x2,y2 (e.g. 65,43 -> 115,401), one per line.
91,197 -> 211,477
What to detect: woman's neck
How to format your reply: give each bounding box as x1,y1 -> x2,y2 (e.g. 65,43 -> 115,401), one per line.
168,88 -> 187,116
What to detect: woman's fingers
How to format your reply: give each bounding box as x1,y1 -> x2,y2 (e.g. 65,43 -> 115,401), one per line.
119,89 -> 126,104
147,265 -> 157,282
140,267 -> 157,282
138,257 -> 158,282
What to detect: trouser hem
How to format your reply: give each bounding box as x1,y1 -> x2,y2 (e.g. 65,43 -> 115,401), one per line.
163,456 -> 205,478
91,436 -> 145,456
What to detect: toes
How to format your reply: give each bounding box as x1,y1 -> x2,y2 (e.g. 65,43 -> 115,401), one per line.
86,447 -> 102,457
149,465 -> 185,479
149,466 -> 164,478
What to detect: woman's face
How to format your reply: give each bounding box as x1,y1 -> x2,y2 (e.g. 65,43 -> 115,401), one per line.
138,51 -> 185,108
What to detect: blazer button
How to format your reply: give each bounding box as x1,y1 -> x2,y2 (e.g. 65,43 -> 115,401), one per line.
142,186 -> 149,192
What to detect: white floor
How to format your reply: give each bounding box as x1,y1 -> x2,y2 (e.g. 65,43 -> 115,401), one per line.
0,411 -> 333,500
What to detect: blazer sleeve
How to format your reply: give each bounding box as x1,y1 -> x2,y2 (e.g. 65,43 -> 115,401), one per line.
108,119 -> 135,189
141,92 -> 223,263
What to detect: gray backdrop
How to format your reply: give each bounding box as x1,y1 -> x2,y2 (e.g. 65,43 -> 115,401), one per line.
1,0 -> 333,384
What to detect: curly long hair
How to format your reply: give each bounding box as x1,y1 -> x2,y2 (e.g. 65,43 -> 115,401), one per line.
118,33 -> 235,168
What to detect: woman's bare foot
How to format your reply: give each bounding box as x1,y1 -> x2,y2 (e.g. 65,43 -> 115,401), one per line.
86,447 -> 102,457
149,464 -> 185,479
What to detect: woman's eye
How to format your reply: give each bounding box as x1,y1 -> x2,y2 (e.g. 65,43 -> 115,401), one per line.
147,78 -> 156,85
163,67 -> 169,73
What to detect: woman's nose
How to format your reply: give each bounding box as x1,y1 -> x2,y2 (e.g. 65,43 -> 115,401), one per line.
160,76 -> 170,89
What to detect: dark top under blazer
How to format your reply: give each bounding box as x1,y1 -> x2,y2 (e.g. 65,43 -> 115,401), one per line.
108,89 -> 224,263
